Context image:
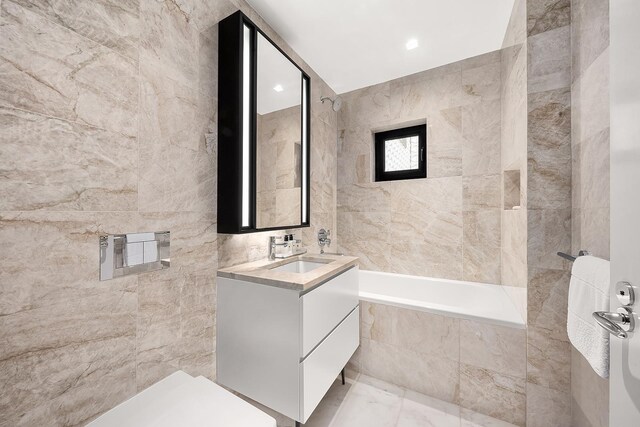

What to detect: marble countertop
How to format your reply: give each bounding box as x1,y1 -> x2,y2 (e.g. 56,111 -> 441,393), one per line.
217,254 -> 359,292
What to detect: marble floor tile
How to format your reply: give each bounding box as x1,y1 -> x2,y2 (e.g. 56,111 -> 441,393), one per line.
328,375 -> 403,427
396,390 -> 460,427
299,374 -> 521,427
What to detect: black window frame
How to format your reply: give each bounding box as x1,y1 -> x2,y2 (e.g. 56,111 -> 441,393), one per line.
374,124 -> 427,182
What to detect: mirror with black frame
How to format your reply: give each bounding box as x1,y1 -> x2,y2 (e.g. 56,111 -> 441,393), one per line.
218,11 -> 310,234
256,33 -> 303,229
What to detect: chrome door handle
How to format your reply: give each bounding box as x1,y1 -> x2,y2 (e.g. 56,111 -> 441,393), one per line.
593,307 -> 635,339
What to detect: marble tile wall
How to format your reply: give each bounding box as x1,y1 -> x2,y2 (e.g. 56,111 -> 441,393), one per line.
570,0 -> 610,426
524,0 -> 574,425
0,0 -> 337,425
351,302 -> 527,426
336,51 -> 503,284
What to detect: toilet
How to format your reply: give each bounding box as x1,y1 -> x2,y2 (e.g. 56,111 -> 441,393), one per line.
88,371 -> 276,427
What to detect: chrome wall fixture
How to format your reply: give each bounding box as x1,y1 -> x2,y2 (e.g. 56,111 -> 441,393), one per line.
100,231 -> 170,281
557,249 -> 590,262
317,228 -> 331,254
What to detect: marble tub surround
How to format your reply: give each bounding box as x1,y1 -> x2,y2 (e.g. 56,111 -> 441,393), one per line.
217,254 -> 358,291
351,301 -> 527,426
0,0 -> 338,425
570,0 -> 610,426
337,50 -> 503,283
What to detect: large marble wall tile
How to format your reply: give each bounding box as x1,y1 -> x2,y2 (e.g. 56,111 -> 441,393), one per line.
460,50 -> 502,71
462,210 -> 501,283
339,83 -> 391,127
527,209 -> 571,270
389,239 -> 463,281
526,382 -> 571,427
217,230 -> 281,269
391,209 -> 462,253
427,107 -> 463,178
579,207 -> 610,259
11,0 -> 140,61
462,175 -> 501,210
338,239 -> 389,271
337,183 -> 391,213
527,267 -> 570,339
459,320 -> 526,378
462,100 -> 501,176
580,127 -> 610,211
461,61 -> 501,103
389,176 -> 462,212
171,0 -> 238,33
527,326 -> 571,391
0,0 -> 138,136
137,65 -> 215,213
0,212 -> 138,425
136,268 -> 183,390
338,211 -> 390,243
360,301 -> 392,342
459,364 -> 526,426
527,26 -> 571,94
527,88 -> 571,210
139,0 -> 198,88
527,0 -> 571,37
574,49 -> 610,142
337,151 -> 371,186
393,307 -> 460,359
501,209 -> 527,288
0,107 -> 137,211
389,72 -> 466,120
360,339 -> 460,404
571,0 -> 609,77
126,212 -> 216,389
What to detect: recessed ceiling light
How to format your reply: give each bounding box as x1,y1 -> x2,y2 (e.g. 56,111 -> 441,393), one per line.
273,84 -> 284,92
406,39 -> 419,50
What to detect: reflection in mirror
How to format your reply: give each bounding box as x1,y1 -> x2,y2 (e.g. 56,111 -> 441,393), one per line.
256,32 -> 303,229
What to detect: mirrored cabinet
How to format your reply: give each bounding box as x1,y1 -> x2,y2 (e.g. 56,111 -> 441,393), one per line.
218,11 -> 310,234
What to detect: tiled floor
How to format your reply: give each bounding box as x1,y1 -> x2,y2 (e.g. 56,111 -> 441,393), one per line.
302,374 -> 519,427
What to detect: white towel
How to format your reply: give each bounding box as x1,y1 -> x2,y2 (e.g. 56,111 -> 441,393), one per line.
567,255 -> 610,378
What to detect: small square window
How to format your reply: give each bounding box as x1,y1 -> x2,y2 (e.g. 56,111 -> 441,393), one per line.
374,124 -> 426,182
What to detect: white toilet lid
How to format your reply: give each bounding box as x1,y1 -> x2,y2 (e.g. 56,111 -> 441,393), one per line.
88,371 -> 277,427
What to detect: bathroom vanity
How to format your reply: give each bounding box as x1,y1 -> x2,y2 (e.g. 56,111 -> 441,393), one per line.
216,255 -> 359,424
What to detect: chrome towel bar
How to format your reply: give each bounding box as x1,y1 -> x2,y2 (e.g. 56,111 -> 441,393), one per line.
557,250 -> 590,262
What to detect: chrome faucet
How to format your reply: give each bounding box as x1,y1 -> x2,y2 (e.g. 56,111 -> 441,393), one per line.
317,229 -> 331,254
268,236 -> 288,260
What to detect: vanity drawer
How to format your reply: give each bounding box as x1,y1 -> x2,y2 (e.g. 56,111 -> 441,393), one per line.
300,266 -> 359,356
300,306 -> 359,423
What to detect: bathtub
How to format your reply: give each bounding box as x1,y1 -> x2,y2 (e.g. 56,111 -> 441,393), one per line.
359,270 -> 526,329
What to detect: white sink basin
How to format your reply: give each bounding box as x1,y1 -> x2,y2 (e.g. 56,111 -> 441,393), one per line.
271,260 -> 326,274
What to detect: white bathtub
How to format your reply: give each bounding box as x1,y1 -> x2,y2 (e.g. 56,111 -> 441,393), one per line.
359,270 -> 526,329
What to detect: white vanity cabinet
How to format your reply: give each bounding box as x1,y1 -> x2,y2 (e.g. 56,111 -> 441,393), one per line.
217,266 -> 359,424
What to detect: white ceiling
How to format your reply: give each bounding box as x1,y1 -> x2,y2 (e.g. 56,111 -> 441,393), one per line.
246,0 -> 516,94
